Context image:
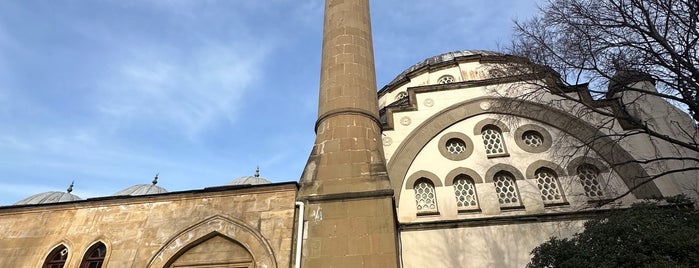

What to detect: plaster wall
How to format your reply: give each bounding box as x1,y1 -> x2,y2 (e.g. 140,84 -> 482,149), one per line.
395,114 -> 635,223
400,220 -> 585,268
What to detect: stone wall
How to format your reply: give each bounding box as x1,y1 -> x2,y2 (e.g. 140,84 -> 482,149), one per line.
0,183 -> 297,268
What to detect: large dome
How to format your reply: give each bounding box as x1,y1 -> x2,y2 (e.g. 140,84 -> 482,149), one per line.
113,175 -> 168,196
14,182 -> 81,205
383,50 -> 503,89
228,167 -> 271,186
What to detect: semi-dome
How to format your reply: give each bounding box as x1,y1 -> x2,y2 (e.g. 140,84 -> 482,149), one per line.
228,167 -> 271,186
14,182 -> 81,205
113,174 -> 168,196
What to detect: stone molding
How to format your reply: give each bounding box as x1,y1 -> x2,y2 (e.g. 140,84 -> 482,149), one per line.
473,118 -> 510,135
525,160 -> 567,179
445,167 -> 484,185
147,215 -> 277,268
484,164 -> 525,183
405,170 -> 442,189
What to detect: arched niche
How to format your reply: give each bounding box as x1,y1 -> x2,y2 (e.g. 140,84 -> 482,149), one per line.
147,215 -> 277,268
387,97 -> 661,205
168,234 -> 253,268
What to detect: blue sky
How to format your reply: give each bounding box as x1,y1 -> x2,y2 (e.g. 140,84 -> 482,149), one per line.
0,0 -> 540,205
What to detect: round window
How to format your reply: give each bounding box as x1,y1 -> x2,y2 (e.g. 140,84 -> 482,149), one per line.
446,138 -> 467,155
522,131 -> 544,147
437,75 -> 455,84
438,132 -> 473,160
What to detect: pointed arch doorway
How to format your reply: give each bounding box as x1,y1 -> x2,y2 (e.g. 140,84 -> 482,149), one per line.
167,234 -> 253,268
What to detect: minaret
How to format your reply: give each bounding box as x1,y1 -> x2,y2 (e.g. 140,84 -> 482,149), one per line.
298,0 -> 398,267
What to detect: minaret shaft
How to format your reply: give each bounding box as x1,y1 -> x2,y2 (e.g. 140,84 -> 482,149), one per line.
297,0 -> 398,267
300,0 -> 391,197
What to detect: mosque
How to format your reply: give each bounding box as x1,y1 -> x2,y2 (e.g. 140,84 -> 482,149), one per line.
1,1 -> 697,268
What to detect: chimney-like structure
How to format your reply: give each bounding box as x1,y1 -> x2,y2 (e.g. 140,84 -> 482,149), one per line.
298,0 -> 398,266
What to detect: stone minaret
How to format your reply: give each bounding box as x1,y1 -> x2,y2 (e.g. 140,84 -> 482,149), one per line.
298,0 -> 398,267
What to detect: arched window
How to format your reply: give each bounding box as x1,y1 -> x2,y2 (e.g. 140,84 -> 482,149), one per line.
493,171 -> 521,208
395,91 -> 408,100
453,175 -> 479,210
534,168 -> 565,204
577,164 -> 605,198
481,125 -> 507,157
43,245 -> 68,268
437,75 -> 455,84
80,242 -> 106,268
414,178 -> 438,214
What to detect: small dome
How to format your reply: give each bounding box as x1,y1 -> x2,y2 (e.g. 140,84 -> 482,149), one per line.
228,167 -> 271,186
113,174 -> 168,196
228,176 -> 271,185
14,182 -> 81,205
113,184 -> 168,196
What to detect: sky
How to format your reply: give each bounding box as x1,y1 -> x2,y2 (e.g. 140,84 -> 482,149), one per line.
0,0 -> 541,205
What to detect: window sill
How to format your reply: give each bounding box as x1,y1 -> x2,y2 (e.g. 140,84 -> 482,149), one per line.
544,202 -> 569,207
500,205 -> 524,211
457,208 -> 482,214
486,153 -> 510,159
416,211 -> 440,217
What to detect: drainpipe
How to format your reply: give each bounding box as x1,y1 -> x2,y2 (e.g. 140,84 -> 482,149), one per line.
294,201 -> 305,268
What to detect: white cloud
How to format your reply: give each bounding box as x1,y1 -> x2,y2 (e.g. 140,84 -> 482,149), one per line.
96,41 -> 269,138
0,135 -> 34,152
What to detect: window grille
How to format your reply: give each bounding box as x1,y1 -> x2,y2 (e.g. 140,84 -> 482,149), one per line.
493,172 -> 520,207
446,138 -> 467,155
577,165 -> 605,197
522,130 -> 544,147
44,245 -> 68,268
395,91 -> 408,100
414,179 -> 438,213
437,75 -> 455,84
453,175 -> 478,209
80,243 -> 106,268
482,126 -> 506,156
535,168 -> 564,204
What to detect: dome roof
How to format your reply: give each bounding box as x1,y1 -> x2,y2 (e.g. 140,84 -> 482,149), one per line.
113,184 -> 168,196
113,174 -> 168,196
382,50 -> 503,90
228,176 -> 271,185
228,167 -> 271,186
14,182 -> 81,205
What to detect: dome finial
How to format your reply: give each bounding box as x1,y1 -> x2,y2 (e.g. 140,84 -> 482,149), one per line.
254,166 -> 260,178
153,173 -> 159,185
67,181 -> 74,193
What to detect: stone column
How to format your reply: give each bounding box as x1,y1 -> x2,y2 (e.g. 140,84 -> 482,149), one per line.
297,0 -> 399,267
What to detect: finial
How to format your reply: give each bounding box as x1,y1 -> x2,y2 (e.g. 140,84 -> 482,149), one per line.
254,166 -> 260,178
152,173 -> 159,185
67,181 -> 74,193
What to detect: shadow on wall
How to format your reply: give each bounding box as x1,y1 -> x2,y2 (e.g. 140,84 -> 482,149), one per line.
401,220 -> 584,268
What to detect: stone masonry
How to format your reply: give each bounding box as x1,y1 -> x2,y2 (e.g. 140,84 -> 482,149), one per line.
298,0 -> 399,267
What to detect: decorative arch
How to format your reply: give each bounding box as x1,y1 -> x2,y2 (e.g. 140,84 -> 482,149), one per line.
79,241 -> 107,268
566,156 -> 610,175
405,170 -> 442,189
484,164 -> 525,182
387,97 -> 661,204
42,242 -> 72,268
147,215 -> 277,268
526,160 -> 567,180
445,167 -> 483,185
472,118 -> 511,135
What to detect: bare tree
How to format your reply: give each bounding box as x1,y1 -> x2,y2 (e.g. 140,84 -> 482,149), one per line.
503,0 -> 699,202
